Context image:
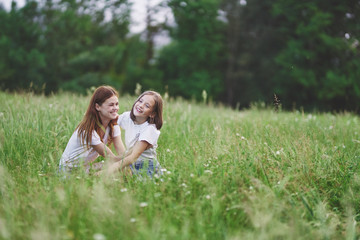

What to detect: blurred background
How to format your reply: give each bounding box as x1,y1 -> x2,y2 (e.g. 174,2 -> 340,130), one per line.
0,0 -> 359,112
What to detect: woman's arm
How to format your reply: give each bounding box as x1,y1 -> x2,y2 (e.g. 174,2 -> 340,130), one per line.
106,141 -> 150,174
112,135 -> 126,156
92,143 -> 117,159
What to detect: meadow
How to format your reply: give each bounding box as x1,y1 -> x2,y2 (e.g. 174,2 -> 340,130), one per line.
0,91 -> 359,240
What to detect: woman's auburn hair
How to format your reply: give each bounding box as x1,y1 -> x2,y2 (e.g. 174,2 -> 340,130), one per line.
77,86 -> 119,148
130,91 -> 163,130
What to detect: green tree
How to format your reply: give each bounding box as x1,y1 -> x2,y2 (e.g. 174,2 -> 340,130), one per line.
40,0 -> 131,93
220,0 -> 283,107
157,0 -> 226,100
0,1 -> 46,92
273,0 -> 360,111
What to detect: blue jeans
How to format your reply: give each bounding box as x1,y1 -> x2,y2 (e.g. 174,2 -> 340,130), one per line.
130,158 -> 161,178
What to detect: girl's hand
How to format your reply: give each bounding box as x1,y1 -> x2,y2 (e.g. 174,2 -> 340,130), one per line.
111,114 -> 119,125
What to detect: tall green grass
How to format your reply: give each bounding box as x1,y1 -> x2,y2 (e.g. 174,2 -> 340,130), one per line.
0,91 -> 359,239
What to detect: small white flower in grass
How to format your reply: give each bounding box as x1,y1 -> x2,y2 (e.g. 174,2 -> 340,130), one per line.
249,186 -> 254,190
166,171 -> 171,175
130,218 -> 136,223
236,133 -> 240,136
241,136 -> 246,140
161,168 -> 167,173
154,174 -> 159,179
0,112 -> 4,118
206,195 -> 211,199
190,173 -> 195,178
180,183 -> 187,188
166,149 -> 171,153
204,170 -> 213,175
214,156 -> 218,160
120,188 -> 127,192
38,173 -> 45,176
276,151 -> 281,155
204,163 -> 209,167
185,191 -> 191,195
93,233 -> 106,240
139,202 -> 148,208
342,144 -> 346,149
76,176 -> 81,179
277,181 -> 280,185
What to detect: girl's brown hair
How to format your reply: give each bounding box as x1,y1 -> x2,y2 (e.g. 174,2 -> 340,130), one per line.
130,91 -> 163,130
77,86 -> 118,148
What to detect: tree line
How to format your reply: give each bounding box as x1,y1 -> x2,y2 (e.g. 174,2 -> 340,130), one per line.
1,0 -> 359,112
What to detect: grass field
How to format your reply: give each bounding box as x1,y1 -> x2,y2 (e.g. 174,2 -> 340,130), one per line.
0,91 -> 359,240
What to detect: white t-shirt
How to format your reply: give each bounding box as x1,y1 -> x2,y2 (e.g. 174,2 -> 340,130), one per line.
117,111 -> 160,160
59,125 -> 120,168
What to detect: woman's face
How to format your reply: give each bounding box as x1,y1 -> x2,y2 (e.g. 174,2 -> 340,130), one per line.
133,94 -> 155,122
96,95 -> 119,121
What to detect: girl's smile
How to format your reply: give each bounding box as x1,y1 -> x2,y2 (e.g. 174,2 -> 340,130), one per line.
133,95 -> 155,124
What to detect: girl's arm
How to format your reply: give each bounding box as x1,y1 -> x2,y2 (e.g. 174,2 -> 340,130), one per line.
112,135 -> 126,156
106,141 -> 150,174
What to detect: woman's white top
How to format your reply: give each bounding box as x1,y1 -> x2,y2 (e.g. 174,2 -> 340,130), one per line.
117,111 -> 160,160
59,125 -> 120,168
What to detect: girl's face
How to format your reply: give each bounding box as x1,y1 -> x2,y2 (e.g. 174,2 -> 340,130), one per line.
133,94 -> 155,123
96,95 -> 119,121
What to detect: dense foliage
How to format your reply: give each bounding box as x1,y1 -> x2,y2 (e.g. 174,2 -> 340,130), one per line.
0,0 -> 359,112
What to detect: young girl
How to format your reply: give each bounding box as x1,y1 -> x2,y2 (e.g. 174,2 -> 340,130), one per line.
105,91 -> 163,177
59,86 -> 125,174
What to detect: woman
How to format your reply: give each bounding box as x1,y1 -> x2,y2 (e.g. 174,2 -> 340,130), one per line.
59,86 -> 125,174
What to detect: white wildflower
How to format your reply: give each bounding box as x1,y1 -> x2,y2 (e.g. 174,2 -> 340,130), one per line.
206,195 -> 211,199
120,188 -> 127,192
190,173 -> 195,178
204,170 -> 213,175
93,233 -> 106,240
130,218 -> 136,223
139,202 -> 148,208
166,149 -> 171,153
